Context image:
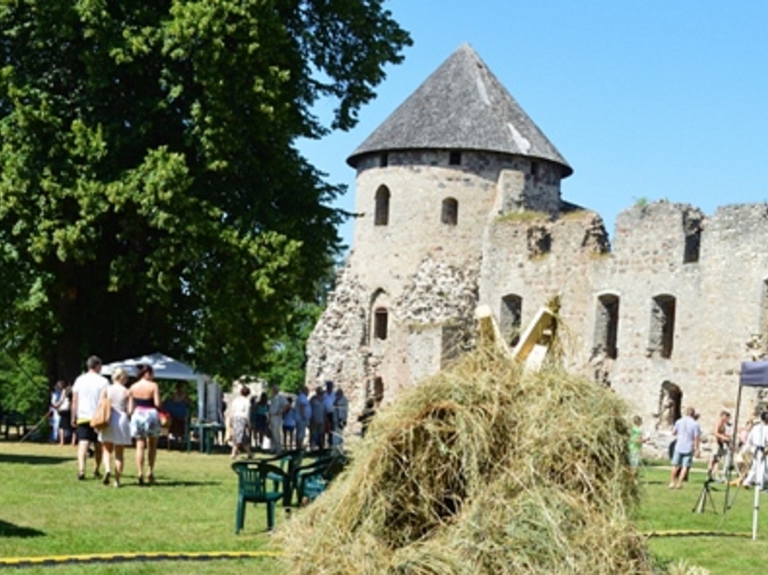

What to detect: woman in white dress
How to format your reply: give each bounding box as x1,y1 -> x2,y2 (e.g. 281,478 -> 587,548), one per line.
98,367 -> 132,487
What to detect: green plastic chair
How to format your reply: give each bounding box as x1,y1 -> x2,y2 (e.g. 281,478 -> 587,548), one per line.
232,461 -> 287,533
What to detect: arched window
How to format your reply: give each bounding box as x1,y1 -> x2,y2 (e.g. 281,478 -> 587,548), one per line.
374,186 -> 390,226
594,293 -> 620,359
500,294 -> 523,347
441,198 -> 458,226
648,294 -> 676,359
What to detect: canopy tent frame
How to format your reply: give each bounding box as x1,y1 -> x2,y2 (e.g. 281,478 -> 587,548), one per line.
723,359 -> 768,539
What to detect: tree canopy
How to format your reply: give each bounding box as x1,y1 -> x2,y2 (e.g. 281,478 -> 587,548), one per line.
0,0 -> 411,382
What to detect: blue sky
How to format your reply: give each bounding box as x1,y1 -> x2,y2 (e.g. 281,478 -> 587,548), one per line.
299,1 -> 768,251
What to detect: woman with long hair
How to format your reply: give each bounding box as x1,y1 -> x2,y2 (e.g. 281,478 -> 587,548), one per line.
128,364 -> 161,485
98,368 -> 132,487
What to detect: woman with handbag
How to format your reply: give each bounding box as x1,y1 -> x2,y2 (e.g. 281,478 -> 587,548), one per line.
98,368 -> 132,487
128,364 -> 162,485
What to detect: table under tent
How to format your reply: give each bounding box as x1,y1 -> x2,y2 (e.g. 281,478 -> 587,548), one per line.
101,352 -> 223,453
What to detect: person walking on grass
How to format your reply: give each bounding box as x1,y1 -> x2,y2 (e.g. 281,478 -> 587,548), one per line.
98,368 -> 132,488
669,406 -> 701,489
128,364 -> 161,485
707,410 -> 731,481
230,385 -> 253,459
71,356 -> 109,481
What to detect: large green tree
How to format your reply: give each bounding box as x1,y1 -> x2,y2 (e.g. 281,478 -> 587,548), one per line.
0,0 -> 410,382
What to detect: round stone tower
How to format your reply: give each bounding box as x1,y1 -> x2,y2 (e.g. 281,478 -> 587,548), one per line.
307,44 -> 573,404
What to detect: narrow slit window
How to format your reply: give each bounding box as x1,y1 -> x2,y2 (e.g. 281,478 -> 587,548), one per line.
500,294 -> 523,347
441,197 -> 458,225
374,186 -> 390,226
374,308 -> 388,340
648,294 -> 676,359
380,153 -> 389,168
594,294 -> 620,359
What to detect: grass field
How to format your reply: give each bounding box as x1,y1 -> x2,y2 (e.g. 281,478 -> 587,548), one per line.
2,442 -> 768,574
0,441 -> 284,574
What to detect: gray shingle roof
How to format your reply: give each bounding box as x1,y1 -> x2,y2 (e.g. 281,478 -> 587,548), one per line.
348,44 -> 572,177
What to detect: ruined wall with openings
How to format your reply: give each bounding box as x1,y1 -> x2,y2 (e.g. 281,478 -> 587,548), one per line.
308,145 -> 768,456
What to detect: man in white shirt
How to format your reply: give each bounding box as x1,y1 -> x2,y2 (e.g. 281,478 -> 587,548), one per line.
71,355 -> 109,481
268,384 -> 288,454
744,411 -> 768,488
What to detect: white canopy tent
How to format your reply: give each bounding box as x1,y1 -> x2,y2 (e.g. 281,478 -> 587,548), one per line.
101,352 -> 220,424
724,359 -> 768,539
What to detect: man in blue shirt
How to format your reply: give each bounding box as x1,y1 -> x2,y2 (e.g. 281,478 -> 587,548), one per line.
669,407 -> 701,489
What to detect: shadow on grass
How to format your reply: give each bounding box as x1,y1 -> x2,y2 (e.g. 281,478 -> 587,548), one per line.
0,520 -> 44,538
0,453 -> 71,465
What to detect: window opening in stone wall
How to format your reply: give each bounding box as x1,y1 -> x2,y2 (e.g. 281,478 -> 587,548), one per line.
499,294 -> 523,347
374,308 -> 388,340
374,186 -> 390,226
441,325 -> 463,369
648,294 -> 676,359
449,151 -> 462,165
531,161 -> 540,177
441,197 -> 458,225
594,294 -> 619,359
527,226 -> 552,257
656,380 -> 682,430
379,153 -> 389,168
758,279 -> 768,356
683,212 -> 702,263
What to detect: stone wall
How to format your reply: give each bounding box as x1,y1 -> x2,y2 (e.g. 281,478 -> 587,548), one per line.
309,145 -> 768,457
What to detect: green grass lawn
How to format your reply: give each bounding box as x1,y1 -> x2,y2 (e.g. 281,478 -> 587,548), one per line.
636,464 -> 768,574
2,442 -> 768,574
0,441 -> 285,574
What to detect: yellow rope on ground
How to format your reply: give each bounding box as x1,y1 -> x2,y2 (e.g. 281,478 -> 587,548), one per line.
644,530 -> 751,538
0,550 -> 284,568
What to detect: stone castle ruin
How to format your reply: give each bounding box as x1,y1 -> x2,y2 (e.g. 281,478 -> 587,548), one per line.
306,44 -> 768,448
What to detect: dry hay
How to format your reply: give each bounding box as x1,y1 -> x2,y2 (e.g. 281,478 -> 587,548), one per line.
277,348 -> 653,574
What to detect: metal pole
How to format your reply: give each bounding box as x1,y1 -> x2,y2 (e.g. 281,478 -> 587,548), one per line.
753,443 -> 764,541
724,384 -> 744,513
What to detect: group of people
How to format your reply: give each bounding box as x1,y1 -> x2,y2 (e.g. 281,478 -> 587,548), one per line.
228,380 -> 351,458
655,405 -> 768,490
69,355 -> 164,487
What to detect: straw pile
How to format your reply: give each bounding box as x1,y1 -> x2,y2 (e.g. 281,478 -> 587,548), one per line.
277,348 -> 653,574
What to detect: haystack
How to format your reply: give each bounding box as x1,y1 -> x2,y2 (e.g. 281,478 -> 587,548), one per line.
277,348 -> 652,574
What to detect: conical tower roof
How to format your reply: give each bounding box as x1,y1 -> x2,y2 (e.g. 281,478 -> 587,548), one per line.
348,44 -> 572,177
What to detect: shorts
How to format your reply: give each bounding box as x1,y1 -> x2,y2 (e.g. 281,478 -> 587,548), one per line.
713,443 -> 728,462
76,423 -> 99,443
671,450 -> 693,468
130,407 -> 161,439
629,450 -> 641,468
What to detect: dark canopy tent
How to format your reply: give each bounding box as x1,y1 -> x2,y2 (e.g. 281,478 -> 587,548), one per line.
724,359 -> 768,538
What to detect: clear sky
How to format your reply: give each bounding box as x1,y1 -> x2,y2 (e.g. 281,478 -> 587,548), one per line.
299,0 -> 768,252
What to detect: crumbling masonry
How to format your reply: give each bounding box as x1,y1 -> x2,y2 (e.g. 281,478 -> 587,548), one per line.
306,44 -> 768,452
